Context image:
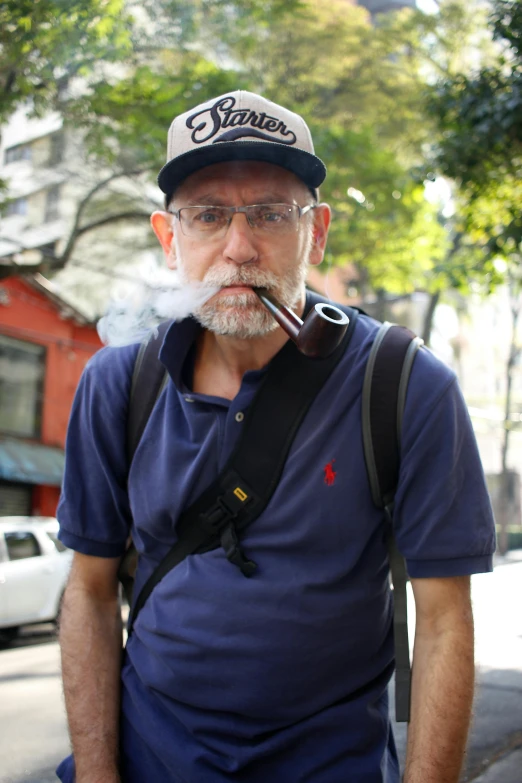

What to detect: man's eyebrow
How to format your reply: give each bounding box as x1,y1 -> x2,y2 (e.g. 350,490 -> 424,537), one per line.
182,193 -> 297,206
184,194 -> 225,206
255,193 -> 297,204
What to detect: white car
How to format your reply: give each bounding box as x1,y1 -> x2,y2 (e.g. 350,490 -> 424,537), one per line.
0,516 -> 73,644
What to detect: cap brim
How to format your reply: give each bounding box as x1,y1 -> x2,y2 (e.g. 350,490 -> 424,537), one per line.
157,141 -> 327,195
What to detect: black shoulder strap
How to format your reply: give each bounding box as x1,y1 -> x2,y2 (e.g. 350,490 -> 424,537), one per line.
127,321 -> 171,463
117,324 -> 171,607
127,296 -> 359,635
361,322 -> 423,724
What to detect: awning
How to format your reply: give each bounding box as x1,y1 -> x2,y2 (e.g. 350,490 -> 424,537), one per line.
0,438 -> 65,486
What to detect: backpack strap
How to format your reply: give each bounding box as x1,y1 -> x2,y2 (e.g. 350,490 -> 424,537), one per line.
117,322 -> 171,606
127,296 -> 360,636
361,322 -> 423,723
127,321 -> 171,462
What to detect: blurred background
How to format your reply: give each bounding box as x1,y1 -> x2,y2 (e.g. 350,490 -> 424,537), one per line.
0,2 -> 521,781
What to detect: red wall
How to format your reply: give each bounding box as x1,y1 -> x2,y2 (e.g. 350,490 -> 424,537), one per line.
0,276 -> 102,515
33,484 -> 61,517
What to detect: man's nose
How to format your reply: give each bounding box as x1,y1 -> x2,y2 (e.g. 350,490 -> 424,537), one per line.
222,212 -> 258,265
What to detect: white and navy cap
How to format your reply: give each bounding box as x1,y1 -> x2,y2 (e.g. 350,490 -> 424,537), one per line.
157,90 -> 327,195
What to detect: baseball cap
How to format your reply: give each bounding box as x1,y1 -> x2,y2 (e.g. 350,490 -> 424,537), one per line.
157,90 -> 327,196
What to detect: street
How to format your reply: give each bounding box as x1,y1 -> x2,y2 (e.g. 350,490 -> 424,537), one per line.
0,629 -> 69,783
0,556 -> 521,783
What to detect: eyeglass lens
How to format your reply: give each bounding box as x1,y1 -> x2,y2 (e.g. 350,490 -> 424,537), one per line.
179,204 -> 299,236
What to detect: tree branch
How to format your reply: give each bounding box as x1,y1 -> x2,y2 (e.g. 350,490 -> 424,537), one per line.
1,69 -> 17,98
72,211 -> 151,239
58,168 -> 154,265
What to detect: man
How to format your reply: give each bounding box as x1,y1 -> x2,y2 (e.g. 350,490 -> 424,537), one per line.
57,91 -> 496,783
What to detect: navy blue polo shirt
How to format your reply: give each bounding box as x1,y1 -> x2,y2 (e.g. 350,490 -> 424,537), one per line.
57,299 -> 495,783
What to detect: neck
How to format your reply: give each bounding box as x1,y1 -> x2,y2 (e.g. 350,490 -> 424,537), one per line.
193,292 -> 306,398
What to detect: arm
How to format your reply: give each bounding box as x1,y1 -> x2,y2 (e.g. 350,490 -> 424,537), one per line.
403,575 -> 474,783
60,552 -> 123,783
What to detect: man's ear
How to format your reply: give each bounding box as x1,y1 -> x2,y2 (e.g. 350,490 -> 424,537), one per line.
151,211 -> 176,268
309,203 -> 332,267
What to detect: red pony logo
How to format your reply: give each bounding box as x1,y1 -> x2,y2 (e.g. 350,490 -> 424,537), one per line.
323,460 -> 336,487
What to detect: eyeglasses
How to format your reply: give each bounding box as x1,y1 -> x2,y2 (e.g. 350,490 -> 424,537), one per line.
168,203 -> 316,239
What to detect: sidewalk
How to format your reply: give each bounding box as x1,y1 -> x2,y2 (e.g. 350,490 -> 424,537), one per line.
492,546 -> 522,568
466,548 -> 522,782
471,746 -> 522,782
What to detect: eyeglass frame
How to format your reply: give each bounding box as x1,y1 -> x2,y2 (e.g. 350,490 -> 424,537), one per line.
167,203 -> 317,238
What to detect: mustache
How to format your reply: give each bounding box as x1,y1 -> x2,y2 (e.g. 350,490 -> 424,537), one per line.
202,265 -> 279,290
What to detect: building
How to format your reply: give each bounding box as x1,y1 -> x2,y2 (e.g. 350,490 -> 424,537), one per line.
0,274 -> 101,517
0,109 -> 73,270
359,0 -> 417,12
0,108 -> 156,521
357,1 -> 440,20
0,107 -> 160,320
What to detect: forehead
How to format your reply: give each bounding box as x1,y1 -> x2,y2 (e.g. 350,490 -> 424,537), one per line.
173,161 -> 309,205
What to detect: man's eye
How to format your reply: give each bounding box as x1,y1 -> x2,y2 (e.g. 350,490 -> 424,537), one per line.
195,210 -> 220,223
260,210 -> 286,223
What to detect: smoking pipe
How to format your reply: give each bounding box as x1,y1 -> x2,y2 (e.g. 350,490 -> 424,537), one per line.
253,288 -> 349,359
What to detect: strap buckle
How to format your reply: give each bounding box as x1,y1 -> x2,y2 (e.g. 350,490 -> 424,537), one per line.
199,482 -> 258,577
200,483 -> 255,533
220,522 -> 257,577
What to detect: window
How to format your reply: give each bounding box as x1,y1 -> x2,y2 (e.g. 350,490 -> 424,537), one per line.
0,482 -> 32,516
5,531 -> 41,560
5,198 -> 28,218
0,335 -> 45,438
46,531 -> 66,553
4,144 -> 32,165
44,186 -> 60,222
38,242 -> 57,263
48,133 -> 64,166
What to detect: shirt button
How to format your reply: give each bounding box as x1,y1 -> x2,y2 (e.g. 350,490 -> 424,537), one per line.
235,411 -> 244,422
185,397 -> 194,403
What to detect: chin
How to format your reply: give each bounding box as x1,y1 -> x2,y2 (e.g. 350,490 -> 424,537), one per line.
195,301 -> 278,338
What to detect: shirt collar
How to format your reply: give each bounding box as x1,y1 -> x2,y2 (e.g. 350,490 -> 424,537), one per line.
158,290 -> 317,391
159,316 -> 201,390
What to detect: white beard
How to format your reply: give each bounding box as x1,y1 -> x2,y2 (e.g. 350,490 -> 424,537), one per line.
176,241 -> 312,339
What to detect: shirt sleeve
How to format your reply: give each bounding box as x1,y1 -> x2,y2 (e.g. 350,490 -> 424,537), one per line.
392,349 -> 496,579
57,344 -> 140,557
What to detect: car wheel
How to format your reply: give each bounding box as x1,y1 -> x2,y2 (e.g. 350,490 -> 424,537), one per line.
0,627 -> 20,646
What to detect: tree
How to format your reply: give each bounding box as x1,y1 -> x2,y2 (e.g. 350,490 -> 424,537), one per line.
0,0 -> 133,124
425,0 -> 522,545
0,1 -> 304,253
0,0 -> 494,315
229,0 -> 453,296
234,0 -> 514,308
384,0 -> 510,340
63,0 -> 305,169
426,0 -> 522,299
0,0 -> 133,207
1,0 -> 438,295
426,0 -> 522,260
428,0 -> 522,189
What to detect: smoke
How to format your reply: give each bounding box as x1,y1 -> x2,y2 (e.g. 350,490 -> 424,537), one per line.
97,268 -> 219,346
